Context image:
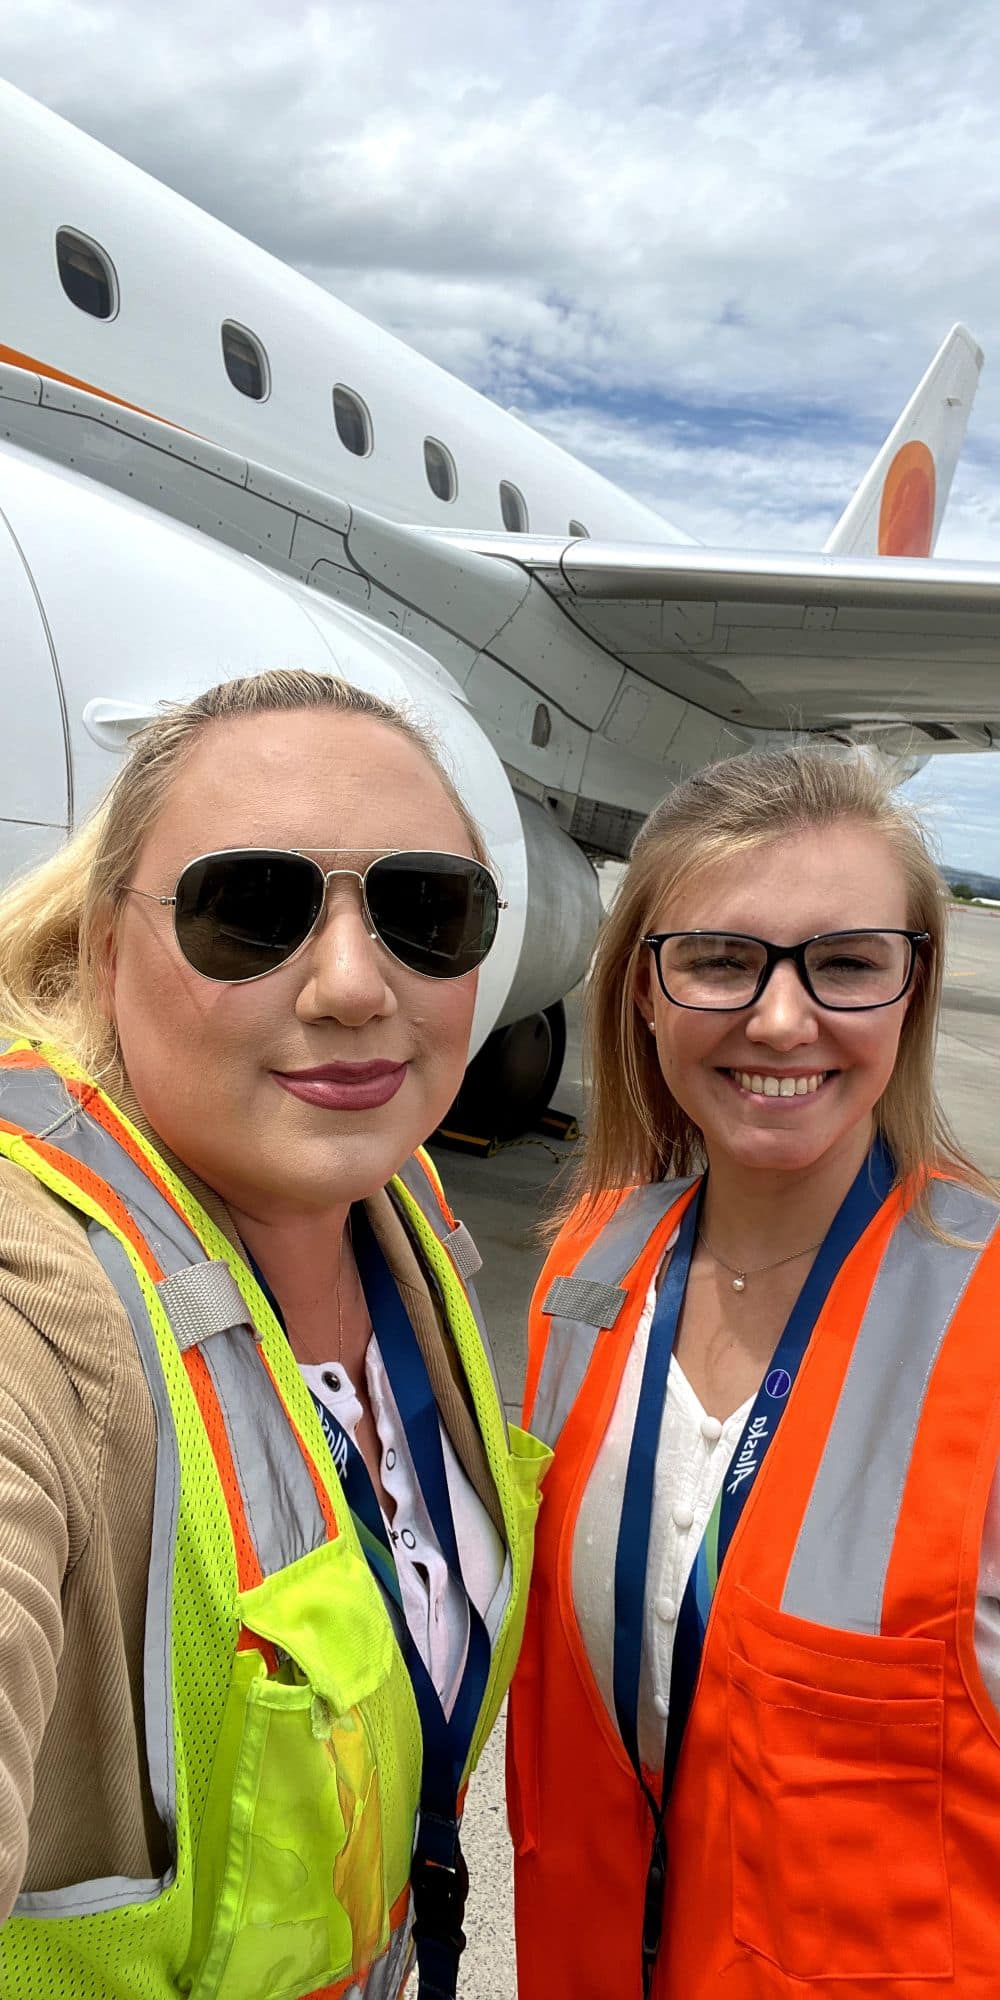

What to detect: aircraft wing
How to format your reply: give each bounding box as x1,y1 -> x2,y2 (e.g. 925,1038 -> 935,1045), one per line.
441,532 -> 1000,753
1,357 -> 998,764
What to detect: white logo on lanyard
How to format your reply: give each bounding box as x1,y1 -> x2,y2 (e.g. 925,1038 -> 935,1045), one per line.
726,1413 -> 769,1496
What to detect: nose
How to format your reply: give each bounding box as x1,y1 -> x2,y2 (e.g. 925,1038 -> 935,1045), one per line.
743,960 -> 820,1049
294,875 -> 396,1028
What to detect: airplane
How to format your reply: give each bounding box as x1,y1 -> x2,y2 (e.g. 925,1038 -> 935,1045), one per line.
1,75 -> 998,1137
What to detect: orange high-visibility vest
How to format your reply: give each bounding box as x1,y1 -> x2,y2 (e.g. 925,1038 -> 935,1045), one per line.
508,1168 -> 1000,1998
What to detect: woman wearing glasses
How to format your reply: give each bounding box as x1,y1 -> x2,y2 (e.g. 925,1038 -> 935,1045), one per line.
0,669 -> 547,2000
510,747 -> 1000,2000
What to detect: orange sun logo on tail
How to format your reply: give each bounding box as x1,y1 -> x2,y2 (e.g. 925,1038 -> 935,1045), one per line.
878,440 -> 936,556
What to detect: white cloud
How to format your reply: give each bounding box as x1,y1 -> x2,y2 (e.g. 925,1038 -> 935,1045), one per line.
4,0 -> 1000,865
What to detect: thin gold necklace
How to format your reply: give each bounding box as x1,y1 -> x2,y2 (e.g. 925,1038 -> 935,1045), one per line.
697,1226 -> 823,1294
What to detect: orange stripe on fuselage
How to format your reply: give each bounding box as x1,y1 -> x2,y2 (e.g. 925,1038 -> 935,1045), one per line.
0,340 -> 185,432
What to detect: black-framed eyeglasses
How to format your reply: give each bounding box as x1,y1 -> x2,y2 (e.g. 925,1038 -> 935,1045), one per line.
128,847 -> 505,985
641,929 -> 931,1012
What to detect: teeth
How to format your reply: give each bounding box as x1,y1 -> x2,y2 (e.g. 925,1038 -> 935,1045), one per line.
735,1071 -> 826,1097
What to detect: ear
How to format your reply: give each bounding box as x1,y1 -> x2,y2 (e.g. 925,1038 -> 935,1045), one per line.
93,907 -> 118,1022
632,952 -> 656,1035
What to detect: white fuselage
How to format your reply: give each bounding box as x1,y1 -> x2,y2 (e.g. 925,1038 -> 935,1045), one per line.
0,80 -> 690,549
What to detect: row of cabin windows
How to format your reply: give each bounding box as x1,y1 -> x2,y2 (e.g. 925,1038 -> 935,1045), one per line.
54,227 -> 592,537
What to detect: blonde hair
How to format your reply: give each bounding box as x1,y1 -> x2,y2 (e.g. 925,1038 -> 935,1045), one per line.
566,746 -> 993,1234
0,668 -> 487,1073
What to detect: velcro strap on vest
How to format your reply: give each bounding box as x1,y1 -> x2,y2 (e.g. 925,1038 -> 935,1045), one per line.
543,1275 -> 627,1329
444,1222 -> 483,1281
156,1261 -> 258,1352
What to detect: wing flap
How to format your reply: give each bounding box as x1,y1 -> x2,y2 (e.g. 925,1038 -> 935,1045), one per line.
510,540 -> 1000,743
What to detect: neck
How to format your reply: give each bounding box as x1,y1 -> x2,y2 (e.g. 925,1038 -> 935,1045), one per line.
231,1201 -> 369,1371
700,1120 -> 876,1267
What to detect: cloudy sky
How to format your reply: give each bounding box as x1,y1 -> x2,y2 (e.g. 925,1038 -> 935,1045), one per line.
5,0 -> 1000,871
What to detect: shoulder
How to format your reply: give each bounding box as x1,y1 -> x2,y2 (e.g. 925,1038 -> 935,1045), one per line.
543,1176 -> 699,1264
0,1155 -> 133,1547
921,1170 -> 1000,1243
0,1151 -> 120,1323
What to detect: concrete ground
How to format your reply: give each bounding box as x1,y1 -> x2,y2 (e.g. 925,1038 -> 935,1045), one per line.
434,900 -> 1000,1999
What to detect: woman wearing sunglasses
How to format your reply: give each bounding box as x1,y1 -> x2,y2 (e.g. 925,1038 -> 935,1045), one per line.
0,668 -> 547,2000
509,747 -> 1000,2000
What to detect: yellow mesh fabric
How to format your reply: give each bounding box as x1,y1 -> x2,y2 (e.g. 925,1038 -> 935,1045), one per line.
0,1140 -> 236,1996
0,1066 -> 420,1997
0,1054 -> 539,1998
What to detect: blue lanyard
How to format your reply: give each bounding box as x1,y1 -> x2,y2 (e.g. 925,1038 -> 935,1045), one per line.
308,1393 -> 405,1612
612,1140 -> 895,1994
251,1215 -> 492,2000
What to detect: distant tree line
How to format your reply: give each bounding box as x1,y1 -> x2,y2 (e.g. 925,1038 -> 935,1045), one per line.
944,868 -> 1000,904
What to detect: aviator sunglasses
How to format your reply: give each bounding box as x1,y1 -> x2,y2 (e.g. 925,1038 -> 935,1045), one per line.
128,847 -> 506,984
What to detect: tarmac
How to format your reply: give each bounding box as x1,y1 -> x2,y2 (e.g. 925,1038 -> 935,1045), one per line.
433,896 -> 1000,1999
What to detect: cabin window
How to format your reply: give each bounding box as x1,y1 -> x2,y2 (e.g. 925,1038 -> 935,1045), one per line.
532,703 -> 552,748
55,229 -> 118,320
221,321 -> 269,401
569,519 -> 590,538
333,384 -> 373,457
424,437 -> 458,503
500,481 -> 529,532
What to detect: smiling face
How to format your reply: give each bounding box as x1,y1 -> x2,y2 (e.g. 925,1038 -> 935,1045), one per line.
633,821 -> 915,1183
109,708 -> 480,1223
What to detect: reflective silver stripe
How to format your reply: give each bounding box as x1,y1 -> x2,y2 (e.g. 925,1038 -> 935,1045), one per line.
0,1066 -> 331,1579
782,1179 -> 1000,1634
542,1275 -> 626,1329
0,1065 -> 217,1285
396,1155 -> 483,1278
13,1872 -> 169,1918
444,1220 -> 482,1281
156,1261 -> 258,1350
396,1154 -> 450,1240
12,1226 -> 180,1918
0,1067 -> 203,1268
391,1164 -> 507,1433
359,1905 -> 414,1999
532,1179 -> 696,1448
199,1328 -> 328,1574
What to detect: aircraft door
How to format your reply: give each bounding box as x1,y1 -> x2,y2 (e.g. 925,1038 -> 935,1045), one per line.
0,501 -> 70,884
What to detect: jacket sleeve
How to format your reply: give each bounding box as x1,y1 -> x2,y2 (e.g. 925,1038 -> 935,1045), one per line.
0,1165 -> 108,1922
0,1360 -> 68,1918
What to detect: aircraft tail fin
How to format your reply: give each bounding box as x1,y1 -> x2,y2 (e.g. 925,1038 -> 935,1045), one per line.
824,324 -> 983,557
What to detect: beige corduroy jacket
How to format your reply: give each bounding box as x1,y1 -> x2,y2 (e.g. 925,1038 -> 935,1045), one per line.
0,1078 -> 499,1922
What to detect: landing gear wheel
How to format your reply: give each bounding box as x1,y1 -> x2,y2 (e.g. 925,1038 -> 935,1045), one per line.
446,1001 -> 567,1142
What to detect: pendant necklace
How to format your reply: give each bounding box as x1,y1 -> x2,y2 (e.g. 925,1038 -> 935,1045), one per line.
697,1226 -> 824,1294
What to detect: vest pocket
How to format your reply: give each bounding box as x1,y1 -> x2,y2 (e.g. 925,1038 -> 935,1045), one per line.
183,1536 -> 396,2000
727,1589 -> 952,1982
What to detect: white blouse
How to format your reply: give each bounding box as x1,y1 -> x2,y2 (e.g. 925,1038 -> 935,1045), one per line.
302,1340 -> 509,1720
573,1269 -> 1000,1774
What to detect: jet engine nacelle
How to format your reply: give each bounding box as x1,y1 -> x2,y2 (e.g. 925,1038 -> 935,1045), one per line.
0,439 -> 601,1120
496,794 -> 601,1027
